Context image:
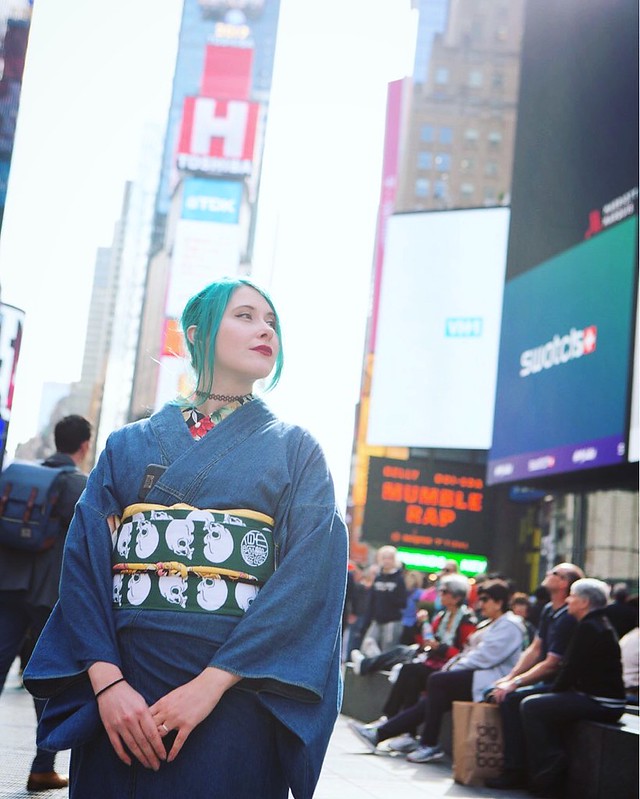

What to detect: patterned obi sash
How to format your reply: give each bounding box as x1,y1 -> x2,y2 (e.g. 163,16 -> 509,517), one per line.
111,504 -> 275,617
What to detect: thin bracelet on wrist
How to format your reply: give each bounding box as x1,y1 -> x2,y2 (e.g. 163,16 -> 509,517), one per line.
95,677 -> 126,699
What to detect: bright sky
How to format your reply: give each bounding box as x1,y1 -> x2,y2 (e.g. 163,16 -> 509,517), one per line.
0,0 -> 415,508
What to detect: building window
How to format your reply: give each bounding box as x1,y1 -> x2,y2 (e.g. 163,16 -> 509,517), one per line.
461,182 -> 475,197
460,157 -> 475,173
420,124 -> 435,143
415,178 -> 430,198
439,126 -> 453,145
484,186 -> 497,204
485,160 -> 499,177
488,131 -> 503,147
468,70 -> 483,88
435,67 -> 449,85
435,153 -> 451,172
417,151 -> 433,170
492,72 -> 505,89
434,180 -> 447,199
464,128 -> 479,146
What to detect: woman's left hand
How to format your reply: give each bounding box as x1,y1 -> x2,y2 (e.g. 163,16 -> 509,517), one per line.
149,667 -> 241,762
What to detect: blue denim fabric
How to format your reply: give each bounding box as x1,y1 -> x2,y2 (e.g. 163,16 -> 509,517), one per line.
69,680 -> 288,798
25,400 -> 348,799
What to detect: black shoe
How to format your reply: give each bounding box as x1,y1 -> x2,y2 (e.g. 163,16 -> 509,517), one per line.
485,769 -> 527,790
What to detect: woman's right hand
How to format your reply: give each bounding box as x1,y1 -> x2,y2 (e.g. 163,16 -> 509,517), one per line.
96,681 -> 166,771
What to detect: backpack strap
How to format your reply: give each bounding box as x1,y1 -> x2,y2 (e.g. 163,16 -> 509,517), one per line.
23,487 -> 38,523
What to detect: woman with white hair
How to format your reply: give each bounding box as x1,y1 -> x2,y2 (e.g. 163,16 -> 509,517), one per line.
520,578 -> 626,796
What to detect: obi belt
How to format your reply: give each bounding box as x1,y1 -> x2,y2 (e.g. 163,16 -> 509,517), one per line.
111,504 -> 275,618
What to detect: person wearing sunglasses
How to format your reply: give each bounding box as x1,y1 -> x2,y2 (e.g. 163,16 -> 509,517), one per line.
485,562 -> 584,791
349,579 -> 526,763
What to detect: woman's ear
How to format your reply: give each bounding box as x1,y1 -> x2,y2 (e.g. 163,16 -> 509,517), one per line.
186,325 -> 197,345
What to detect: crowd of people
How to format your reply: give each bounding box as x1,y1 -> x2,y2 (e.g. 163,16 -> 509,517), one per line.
345,547 -> 639,798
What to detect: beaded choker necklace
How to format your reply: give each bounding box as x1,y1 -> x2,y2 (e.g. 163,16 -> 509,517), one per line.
207,392 -> 254,403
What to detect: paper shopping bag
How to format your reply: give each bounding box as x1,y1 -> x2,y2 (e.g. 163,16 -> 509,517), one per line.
452,700 -> 504,786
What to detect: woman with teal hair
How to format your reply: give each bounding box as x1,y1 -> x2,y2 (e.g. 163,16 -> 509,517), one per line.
25,277 -> 348,799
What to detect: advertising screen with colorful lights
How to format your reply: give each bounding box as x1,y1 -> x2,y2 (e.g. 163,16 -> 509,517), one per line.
362,456 -> 491,560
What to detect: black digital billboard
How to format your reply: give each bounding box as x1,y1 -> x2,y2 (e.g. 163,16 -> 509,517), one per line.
488,0 -> 639,486
362,456 -> 490,574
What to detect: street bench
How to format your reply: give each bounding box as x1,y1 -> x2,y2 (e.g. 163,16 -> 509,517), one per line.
566,711 -> 639,799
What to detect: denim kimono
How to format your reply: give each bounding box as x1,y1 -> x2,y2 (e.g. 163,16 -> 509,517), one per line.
24,400 -> 348,799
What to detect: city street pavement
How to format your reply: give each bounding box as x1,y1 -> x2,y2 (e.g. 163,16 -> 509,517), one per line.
1,660 -> 531,798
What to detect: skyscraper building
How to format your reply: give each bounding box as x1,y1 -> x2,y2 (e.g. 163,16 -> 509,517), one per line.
397,0 -> 524,212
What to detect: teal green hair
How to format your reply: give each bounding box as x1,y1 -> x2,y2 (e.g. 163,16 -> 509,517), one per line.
179,276 -> 283,405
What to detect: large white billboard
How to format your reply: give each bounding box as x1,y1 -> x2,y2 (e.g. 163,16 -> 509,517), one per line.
367,207 -> 510,450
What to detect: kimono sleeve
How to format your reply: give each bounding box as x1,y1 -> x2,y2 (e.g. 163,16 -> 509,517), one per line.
209,435 -> 348,703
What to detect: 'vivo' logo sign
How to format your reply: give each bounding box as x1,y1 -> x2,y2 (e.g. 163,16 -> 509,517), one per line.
445,317 -> 483,337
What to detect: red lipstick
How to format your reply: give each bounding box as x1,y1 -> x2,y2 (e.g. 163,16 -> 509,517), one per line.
251,345 -> 273,356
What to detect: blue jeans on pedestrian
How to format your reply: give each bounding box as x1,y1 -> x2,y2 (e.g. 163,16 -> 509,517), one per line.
0,591 -> 56,774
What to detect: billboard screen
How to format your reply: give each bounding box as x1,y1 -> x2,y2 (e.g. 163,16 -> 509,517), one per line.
165,178 -> 244,317
156,0 -> 280,216
0,302 -> 24,465
0,3 -> 33,232
488,216 -> 637,483
362,456 -> 490,560
487,0 -> 638,484
367,207 -> 509,450
176,97 -> 259,177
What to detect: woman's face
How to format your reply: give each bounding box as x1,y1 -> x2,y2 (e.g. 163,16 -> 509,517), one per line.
478,595 -> 503,620
439,587 -> 458,610
566,590 -> 590,620
212,285 -> 279,392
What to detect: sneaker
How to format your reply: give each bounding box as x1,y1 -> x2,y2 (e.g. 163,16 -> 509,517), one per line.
387,733 -> 420,753
347,720 -> 379,752
350,649 -> 365,675
406,744 -> 444,763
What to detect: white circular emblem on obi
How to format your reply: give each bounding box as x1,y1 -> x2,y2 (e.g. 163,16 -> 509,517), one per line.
127,573 -> 151,605
196,577 -> 228,611
235,582 -> 259,611
240,530 -> 269,567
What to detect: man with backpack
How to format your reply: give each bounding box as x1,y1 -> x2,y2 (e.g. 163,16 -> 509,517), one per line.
0,414 -> 91,792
